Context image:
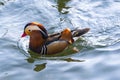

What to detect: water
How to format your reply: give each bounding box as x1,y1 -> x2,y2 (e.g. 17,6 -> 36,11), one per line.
0,0 -> 120,80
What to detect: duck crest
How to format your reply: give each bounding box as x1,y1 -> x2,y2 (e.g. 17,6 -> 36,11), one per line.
31,22 -> 47,35
24,22 -> 48,38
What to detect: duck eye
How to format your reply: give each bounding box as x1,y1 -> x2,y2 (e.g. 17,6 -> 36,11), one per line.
28,30 -> 31,32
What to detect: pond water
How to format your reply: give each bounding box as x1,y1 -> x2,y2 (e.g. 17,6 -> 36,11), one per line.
0,0 -> 120,80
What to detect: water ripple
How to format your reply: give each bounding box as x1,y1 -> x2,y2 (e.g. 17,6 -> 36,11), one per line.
0,0 -> 120,80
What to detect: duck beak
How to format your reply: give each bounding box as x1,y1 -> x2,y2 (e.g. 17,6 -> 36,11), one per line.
21,32 -> 27,37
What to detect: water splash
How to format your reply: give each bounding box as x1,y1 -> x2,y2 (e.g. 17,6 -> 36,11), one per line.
17,36 -> 30,57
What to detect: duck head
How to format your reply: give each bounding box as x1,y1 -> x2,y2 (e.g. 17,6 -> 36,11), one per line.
21,22 -> 48,53
21,22 -> 48,39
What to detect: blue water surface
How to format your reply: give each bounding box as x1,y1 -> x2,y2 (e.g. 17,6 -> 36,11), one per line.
0,0 -> 120,80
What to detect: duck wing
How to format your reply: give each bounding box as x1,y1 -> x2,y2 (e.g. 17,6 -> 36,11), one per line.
46,28 -> 90,45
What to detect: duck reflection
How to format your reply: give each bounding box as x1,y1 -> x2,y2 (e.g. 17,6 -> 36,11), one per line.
26,57 -> 47,72
34,63 -> 47,72
25,47 -> 85,72
26,57 -> 84,72
26,57 -> 35,63
62,58 -> 85,62
55,0 -> 71,14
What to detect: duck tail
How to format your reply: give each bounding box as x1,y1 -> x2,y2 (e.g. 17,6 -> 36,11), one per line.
72,28 -> 90,37
48,28 -> 90,38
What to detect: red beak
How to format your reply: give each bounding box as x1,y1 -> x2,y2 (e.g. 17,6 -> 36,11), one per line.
21,32 -> 27,37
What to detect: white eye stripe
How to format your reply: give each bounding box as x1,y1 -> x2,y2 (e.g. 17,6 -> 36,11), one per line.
26,25 -> 46,36
26,25 -> 40,31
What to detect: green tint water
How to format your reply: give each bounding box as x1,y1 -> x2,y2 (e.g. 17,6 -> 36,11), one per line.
0,0 -> 120,80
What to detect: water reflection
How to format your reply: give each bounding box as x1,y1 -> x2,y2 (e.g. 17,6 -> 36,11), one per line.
62,58 -> 85,62
26,53 -> 85,63
0,0 -> 14,6
0,2 -> 4,5
27,58 -> 84,72
34,63 -> 47,72
26,57 -> 35,63
25,53 -> 84,72
55,0 -> 71,14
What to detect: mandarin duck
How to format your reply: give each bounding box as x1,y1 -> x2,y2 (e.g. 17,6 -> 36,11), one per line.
21,22 -> 90,55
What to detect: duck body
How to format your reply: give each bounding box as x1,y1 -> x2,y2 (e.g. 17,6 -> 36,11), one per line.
21,22 -> 90,55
